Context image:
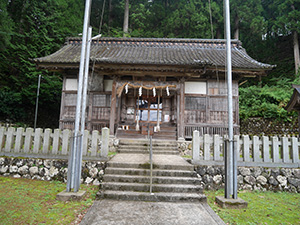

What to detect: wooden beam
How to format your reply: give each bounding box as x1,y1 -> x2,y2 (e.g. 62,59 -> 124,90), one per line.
87,92 -> 93,131
179,79 -> 185,139
59,92 -> 65,129
109,78 -> 117,135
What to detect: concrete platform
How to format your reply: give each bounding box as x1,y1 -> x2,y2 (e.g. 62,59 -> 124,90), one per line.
56,190 -> 86,201
215,196 -> 248,209
108,153 -> 194,171
80,199 -> 225,225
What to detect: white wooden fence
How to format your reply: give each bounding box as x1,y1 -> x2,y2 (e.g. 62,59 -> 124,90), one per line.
1,127 -> 300,168
0,127 -> 109,160
192,131 -> 300,168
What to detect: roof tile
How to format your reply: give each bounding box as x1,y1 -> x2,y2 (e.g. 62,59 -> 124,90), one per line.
34,37 -> 274,70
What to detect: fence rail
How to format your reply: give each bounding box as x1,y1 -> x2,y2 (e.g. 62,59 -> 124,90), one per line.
192,132 -> 300,168
185,124 -> 240,138
0,127 -> 109,160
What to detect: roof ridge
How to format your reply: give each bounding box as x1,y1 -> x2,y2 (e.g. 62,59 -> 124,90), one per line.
66,36 -> 241,45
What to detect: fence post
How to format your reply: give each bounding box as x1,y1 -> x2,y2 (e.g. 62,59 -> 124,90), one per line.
253,136 -> 261,162
242,135 -> 250,162
82,130 -> 89,157
234,135 -> 240,161
33,128 -> 42,154
14,127 -> 24,153
213,135 -> 221,161
281,137 -> 290,163
91,130 -> 99,157
291,137 -> 299,163
24,128 -> 33,153
262,136 -> 270,163
61,129 -> 71,155
272,136 -> 280,163
42,129 -> 51,154
204,134 -> 210,160
0,127 -> 5,151
5,127 -> 15,153
52,129 -> 61,155
101,127 -> 109,158
192,130 -> 200,161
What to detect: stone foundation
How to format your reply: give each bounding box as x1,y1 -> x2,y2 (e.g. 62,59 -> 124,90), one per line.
0,157 -> 106,185
195,166 -> 300,193
1,156 -> 299,193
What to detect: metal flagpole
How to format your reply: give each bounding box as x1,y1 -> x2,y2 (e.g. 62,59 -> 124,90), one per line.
224,0 -> 237,199
76,26 -> 93,192
34,74 -> 42,131
67,0 -> 92,192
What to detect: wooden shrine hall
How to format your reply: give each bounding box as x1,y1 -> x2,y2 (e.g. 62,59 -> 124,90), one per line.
34,37 -> 274,140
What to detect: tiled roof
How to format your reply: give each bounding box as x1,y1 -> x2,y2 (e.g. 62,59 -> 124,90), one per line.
34,37 -> 274,71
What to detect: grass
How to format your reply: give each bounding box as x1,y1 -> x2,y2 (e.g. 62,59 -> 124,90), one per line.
0,176 -> 98,225
205,189 -> 300,225
1,176 -> 300,225
108,151 -> 117,157
182,155 -> 192,159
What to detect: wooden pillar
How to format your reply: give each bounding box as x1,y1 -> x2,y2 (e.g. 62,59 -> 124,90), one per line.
206,80 -> 210,124
298,112 -> 300,134
136,96 -> 140,131
176,93 -> 180,139
87,92 -> 93,131
179,79 -> 185,139
120,95 -> 127,121
59,76 -> 67,130
109,78 -> 117,135
59,91 -> 65,129
156,95 -> 160,131
162,97 -> 171,122
117,94 -> 121,126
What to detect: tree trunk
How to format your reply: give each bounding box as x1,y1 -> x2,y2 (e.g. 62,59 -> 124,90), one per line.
108,0 -> 112,35
293,30 -> 300,74
123,0 -> 129,37
216,28 -> 221,39
233,14 -> 239,40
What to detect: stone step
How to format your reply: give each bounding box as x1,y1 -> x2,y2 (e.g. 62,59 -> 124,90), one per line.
101,190 -> 207,202
153,132 -> 177,136
103,174 -> 201,185
118,147 -> 178,153
105,167 -> 196,177
102,182 -> 203,193
116,133 -> 146,139
117,147 -> 177,152
107,161 -> 194,171
118,139 -> 177,147
153,131 -> 177,135
150,135 -> 176,140
118,145 -> 177,150
118,125 -> 176,130
118,149 -> 179,155
118,143 -> 177,148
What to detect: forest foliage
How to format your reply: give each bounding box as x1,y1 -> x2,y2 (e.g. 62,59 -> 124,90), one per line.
0,0 -> 300,128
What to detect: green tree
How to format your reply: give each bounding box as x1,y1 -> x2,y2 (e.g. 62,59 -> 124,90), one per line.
272,0 -> 300,74
0,0 -> 14,50
230,0 -> 265,40
0,0 -> 84,127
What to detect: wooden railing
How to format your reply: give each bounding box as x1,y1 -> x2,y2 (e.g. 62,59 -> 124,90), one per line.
60,120 -> 75,130
192,132 -> 300,168
0,127 -> 109,160
60,120 -> 109,132
185,124 -> 240,139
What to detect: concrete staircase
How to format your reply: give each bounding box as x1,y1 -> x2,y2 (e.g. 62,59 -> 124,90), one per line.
100,140 -> 206,202
116,124 -> 177,140
117,139 -> 179,155
152,125 -> 177,140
